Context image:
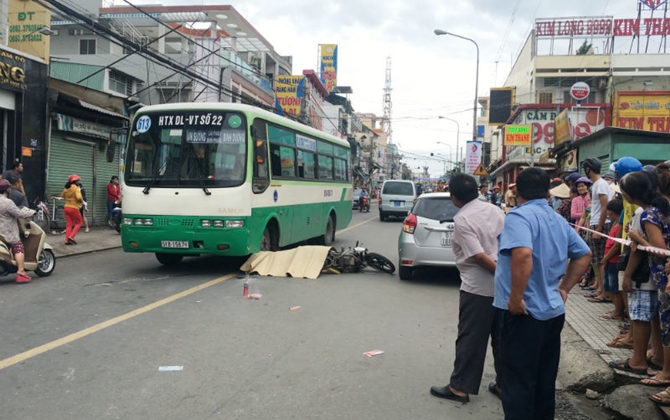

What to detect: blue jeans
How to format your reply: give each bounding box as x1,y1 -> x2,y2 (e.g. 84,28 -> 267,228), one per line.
106,199 -> 115,223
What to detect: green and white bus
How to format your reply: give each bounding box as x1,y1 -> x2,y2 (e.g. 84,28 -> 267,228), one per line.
122,103 -> 353,265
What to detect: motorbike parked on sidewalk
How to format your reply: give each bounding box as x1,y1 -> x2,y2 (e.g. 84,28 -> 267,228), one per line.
324,241 -> 395,274
109,201 -> 122,233
359,195 -> 370,213
0,218 -> 56,278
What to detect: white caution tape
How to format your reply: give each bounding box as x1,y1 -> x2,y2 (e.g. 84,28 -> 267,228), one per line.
571,223 -> 670,257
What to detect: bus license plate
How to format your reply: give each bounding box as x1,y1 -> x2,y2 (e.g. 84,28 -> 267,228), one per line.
441,232 -> 452,247
161,240 -> 189,249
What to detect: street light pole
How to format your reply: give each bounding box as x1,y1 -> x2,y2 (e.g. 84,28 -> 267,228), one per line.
437,117 -> 460,167
434,29 -> 480,144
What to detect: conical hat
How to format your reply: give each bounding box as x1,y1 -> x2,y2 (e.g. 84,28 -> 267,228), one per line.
549,183 -> 571,199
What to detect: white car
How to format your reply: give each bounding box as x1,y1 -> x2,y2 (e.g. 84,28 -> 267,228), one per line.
397,192 -> 459,280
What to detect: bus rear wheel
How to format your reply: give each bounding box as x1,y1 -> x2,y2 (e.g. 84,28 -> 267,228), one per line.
155,253 -> 183,266
317,214 -> 335,246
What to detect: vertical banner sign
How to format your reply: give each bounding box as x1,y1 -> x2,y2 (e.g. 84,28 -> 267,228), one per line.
554,109 -> 571,146
319,44 -> 338,93
275,76 -> 305,117
464,140 -> 483,175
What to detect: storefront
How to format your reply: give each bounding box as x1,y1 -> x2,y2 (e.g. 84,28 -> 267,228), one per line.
0,46 -> 49,203
47,87 -> 127,226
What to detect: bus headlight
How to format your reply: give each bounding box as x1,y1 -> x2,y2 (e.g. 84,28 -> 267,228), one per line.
226,220 -> 245,228
213,220 -> 224,228
134,218 -> 143,226
143,219 -> 153,226
201,219 -> 211,227
123,218 -> 132,225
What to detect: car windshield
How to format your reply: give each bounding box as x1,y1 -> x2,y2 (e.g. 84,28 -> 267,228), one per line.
413,196 -> 459,222
383,182 -> 413,195
125,111 -> 247,188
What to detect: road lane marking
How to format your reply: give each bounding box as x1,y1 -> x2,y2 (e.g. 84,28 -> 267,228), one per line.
337,215 -> 378,234
0,273 -> 236,371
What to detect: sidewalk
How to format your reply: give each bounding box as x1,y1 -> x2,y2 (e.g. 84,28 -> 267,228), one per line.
48,226 -> 122,258
564,286 -> 668,420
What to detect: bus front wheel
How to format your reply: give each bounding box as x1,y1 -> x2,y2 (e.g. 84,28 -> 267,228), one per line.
261,226 -> 278,252
156,253 -> 184,266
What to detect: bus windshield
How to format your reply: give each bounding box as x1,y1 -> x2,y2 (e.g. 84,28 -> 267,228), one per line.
125,111 -> 247,188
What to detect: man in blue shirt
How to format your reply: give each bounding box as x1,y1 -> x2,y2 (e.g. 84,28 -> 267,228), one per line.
493,167 -> 592,420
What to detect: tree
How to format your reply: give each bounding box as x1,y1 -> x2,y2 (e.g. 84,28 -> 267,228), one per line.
576,40 -> 592,55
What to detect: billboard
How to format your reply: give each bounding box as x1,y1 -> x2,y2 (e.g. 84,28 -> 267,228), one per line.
489,88 -> 515,125
8,0 -> 51,62
275,75 -> 305,118
319,44 -> 337,93
554,106 -> 607,146
613,91 -> 670,133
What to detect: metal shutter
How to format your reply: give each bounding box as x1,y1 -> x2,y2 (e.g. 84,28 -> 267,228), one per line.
93,143 -> 120,225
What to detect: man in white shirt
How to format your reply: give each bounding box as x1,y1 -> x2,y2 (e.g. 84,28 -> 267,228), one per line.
430,173 -> 505,404
583,158 -> 615,296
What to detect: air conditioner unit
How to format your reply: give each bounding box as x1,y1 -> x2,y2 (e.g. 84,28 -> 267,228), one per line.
69,29 -> 84,35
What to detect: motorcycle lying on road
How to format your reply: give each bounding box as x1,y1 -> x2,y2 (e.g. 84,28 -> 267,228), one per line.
359,195 -> 370,213
0,218 -> 56,279
324,241 -> 395,274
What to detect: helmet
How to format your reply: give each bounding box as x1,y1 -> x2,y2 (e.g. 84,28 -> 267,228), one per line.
68,174 -> 81,183
576,176 -> 592,186
581,158 -> 602,172
613,156 -> 642,177
602,172 -> 615,180
0,179 -> 9,193
565,172 -> 581,183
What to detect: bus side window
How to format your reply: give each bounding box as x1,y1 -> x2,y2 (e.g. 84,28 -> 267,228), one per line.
251,120 -> 269,194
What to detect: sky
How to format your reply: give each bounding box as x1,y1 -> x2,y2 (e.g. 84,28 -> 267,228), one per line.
158,0 -> 648,176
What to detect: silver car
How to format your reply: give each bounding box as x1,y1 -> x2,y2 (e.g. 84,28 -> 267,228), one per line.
397,192 -> 459,280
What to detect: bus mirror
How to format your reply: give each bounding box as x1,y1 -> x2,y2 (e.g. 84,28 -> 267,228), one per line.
254,140 -> 267,164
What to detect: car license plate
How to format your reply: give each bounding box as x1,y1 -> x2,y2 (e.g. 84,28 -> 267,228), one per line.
441,232 -> 452,247
161,240 -> 189,249
393,201 -> 402,206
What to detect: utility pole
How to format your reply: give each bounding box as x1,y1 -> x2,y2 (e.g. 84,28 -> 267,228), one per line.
381,57 -> 393,144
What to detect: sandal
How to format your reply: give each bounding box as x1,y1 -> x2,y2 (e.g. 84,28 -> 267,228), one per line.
650,388 -> 670,406
587,296 -> 612,303
648,357 -> 663,371
600,313 -> 624,320
608,359 -> 647,375
606,340 -> 633,349
641,377 -> 670,387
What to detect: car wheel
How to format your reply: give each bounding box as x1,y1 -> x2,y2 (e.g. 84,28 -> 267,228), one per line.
379,211 -> 386,221
398,265 -> 413,280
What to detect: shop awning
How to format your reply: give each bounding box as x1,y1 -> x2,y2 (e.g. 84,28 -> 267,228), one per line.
79,100 -> 129,120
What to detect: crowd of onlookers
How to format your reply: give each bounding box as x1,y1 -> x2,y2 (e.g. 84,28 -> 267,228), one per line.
545,156 -> 670,407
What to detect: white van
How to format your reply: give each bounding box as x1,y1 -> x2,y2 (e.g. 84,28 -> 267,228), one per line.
379,180 -> 417,221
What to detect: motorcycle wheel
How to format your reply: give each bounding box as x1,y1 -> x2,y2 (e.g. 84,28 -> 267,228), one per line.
34,249 -> 56,277
366,252 -> 396,274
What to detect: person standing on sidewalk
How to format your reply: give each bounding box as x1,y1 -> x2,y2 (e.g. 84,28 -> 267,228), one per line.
493,167 -> 592,420
1,158 -> 25,195
106,176 -> 120,228
430,173 -> 505,404
61,174 -> 83,245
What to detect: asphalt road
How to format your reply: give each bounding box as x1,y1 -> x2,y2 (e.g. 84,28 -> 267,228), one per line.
0,206 -> 505,420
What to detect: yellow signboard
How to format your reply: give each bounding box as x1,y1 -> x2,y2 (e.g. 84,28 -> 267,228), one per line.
319,44 -> 337,93
504,125 -> 532,146
275,76 -> 304,118
613,91 -> 670,133
8,0 -> 51,62
554,108 -> 571,146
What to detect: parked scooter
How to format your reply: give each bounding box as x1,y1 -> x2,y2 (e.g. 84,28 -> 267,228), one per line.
323,241 -> 395,274
110,201 -> 122,233
0,218 -> 56,279
359,195 -> 370,213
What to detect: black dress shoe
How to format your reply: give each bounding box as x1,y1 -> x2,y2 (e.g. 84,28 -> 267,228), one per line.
488,382 -> 502,399
430,385 -> 469,403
